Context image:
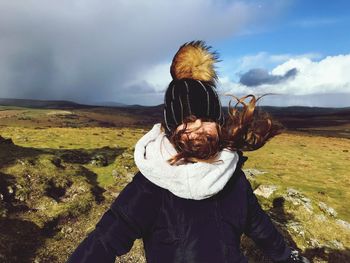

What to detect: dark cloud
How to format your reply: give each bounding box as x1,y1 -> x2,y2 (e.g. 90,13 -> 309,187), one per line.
0,1 -> 287,105
239,68 -> 297,86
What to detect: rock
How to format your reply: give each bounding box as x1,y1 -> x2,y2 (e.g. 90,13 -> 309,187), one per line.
113,171 -> 134,182
61,226 -> 73,234
7,186 -> 14,194
286,221 -> 305,237
253,185 -> 278,198
286,188 -> 302,197
17,159 -> 26,166
318,201 -> 337,217
335,219 -> 350,230
112,169 -> 119,178
307,238 -> 321,248
106,190 -> 120,198
125,173 -> 134,183
66,227 -> 73,234
90,154 -> 108,167
242,168 -> 267,177
314,214 -> 327,222
122,152 -> 133,159
284,188 -> 313,213
326,240 -> 345,250
77,186 -> 88,193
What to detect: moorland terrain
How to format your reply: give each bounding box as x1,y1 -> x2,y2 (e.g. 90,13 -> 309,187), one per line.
0,98 -> 349,263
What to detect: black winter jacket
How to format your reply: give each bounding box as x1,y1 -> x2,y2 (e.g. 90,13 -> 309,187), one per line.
67,152 -> 292,263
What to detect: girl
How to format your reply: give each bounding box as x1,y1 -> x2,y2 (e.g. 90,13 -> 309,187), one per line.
67,41 -> 310,263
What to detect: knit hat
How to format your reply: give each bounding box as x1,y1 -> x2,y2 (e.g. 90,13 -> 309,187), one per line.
163,41 -> 224,137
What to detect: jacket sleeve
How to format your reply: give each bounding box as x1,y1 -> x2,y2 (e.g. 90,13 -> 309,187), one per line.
242,171 -> 292,262
66,172 -> 162,263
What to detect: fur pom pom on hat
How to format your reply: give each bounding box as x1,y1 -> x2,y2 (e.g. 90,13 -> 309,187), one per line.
170,40 -> 220,82
163,41 -> 224,137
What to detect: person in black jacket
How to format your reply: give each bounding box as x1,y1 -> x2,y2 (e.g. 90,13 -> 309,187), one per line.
67,41 -> 310,263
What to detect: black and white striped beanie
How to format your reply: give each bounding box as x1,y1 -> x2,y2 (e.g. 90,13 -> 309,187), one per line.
162,41 -> 224,137
163,78 -> 224,137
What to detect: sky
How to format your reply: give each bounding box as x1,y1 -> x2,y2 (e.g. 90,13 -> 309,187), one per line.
0,0 -> 349,107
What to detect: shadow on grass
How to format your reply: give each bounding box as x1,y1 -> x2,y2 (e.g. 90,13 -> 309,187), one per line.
0,218 -> 45,263
269,197 -> 298,247
0,140 -> 126,179
76,165 -> 106,203
0,143 -> 42,169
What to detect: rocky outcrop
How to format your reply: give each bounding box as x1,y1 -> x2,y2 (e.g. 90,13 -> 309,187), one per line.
242,168 -> 268,177
283,188 -> 313,213
253,185 -> 278,198
252,183 -> 350,259
336,219 -> 350,230
318,201 -> 337,217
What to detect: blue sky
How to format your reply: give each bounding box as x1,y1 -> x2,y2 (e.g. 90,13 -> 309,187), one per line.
217,0 -> 350,57
213,0 -> 350,81
0,0 -> 349,107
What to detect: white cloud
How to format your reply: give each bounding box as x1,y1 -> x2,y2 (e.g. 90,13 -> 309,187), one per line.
270,54 -> 350,95
221,54 -> 350,107
220,52 -> 322,78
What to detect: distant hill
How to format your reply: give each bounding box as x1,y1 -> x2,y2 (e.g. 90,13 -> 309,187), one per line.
0,97 -> 349,138
0,98 -> 159,110
0,98 -> 90,109
1,97 -> 349,115
256,105 -> 350,117
88,101 -> 128,107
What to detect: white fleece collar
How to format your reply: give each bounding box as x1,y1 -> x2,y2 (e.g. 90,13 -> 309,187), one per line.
134,123 -> 239,200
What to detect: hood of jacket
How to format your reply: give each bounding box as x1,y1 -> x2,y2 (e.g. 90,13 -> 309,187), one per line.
133,123 -> 239,200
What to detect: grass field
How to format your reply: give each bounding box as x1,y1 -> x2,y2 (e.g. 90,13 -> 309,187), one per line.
0,106 -> 349,262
